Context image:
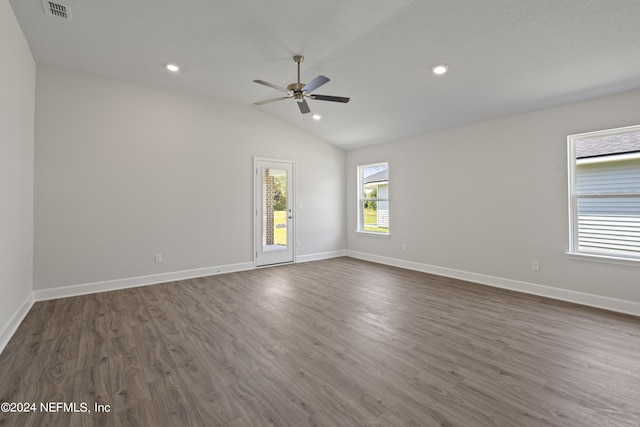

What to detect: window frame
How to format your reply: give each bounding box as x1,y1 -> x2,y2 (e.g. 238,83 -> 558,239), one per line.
357,162 -> 390,236
567,124 -> 640,265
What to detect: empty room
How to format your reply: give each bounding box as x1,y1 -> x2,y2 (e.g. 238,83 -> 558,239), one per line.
2,0 -> 640,426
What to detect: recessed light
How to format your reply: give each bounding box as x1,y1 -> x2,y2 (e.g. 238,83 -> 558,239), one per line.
312,114 -> 322,120
432,64 -> 448,75
166,64 -> 180,72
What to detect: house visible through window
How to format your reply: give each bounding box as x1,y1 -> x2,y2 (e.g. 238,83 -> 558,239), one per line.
568,125 -> 640,261
358,162 -> 389,235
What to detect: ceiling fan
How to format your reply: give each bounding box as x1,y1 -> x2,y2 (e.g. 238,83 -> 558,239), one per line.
253,55 -> 350,114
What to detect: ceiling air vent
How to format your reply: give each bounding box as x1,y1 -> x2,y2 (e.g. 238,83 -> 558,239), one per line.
42,0 -> 72,21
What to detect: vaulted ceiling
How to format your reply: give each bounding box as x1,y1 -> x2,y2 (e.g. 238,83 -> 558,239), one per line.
9,0 -> 640,149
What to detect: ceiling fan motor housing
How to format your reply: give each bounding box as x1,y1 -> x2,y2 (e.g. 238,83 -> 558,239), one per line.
288,82 -> 305,100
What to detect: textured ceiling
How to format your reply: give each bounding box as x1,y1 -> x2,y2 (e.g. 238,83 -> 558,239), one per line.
9,0 -> 640,149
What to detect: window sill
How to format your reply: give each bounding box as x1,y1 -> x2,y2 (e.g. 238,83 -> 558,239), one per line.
566,251 -> 640,267
356,231 -> 391,238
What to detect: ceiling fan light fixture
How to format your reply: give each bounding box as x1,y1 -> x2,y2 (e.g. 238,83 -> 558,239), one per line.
432,64 -> 449,75
312,114 -> 322,120
166,64 -> 180,72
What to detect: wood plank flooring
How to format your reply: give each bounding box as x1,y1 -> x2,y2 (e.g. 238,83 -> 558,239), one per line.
1,257 -> 640,426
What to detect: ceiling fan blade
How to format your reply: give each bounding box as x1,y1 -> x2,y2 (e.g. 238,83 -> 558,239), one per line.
254,96 -> 290,105
297,99 -> 311,114
253,79 -> 289,93
310,94 -> 350,103
302,75 -> 330,93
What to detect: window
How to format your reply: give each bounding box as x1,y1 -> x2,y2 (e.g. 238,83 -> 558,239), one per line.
357,162 -> 389,235
568,125 -> 640,262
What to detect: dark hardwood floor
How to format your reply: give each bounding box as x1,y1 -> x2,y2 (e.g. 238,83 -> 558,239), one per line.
1,257 -> 639,426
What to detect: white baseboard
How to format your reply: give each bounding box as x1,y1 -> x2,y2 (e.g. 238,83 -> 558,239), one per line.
0,291 -> 34,355
30,249 -> 347,302
33,261 -> 255,301
296,249 -> 346,263
346,250 -> 640,317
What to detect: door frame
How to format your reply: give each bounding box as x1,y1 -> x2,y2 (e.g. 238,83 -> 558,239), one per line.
254,157 -> 296,267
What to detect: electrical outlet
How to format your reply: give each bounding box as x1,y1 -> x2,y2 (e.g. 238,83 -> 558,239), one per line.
402,243 -> 407,251
155,254 -> 163,263
296,241 -> 302,248
531,260 -> 539,271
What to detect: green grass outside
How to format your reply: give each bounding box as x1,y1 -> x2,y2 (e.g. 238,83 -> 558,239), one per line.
364,208 -> 388,233
274,211 -> 287,246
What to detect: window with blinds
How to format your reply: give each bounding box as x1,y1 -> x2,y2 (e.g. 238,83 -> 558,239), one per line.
568,125 -> 640,261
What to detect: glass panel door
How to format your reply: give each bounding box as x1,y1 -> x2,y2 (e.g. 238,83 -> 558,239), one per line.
263,167 -> 288,252
255,159 -> 294,266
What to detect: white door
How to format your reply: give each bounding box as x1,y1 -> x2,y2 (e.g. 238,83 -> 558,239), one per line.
255,159 -> 294,266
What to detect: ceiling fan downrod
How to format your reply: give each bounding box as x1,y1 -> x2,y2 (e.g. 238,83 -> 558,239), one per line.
291,55 -> 305,101
294,55 -> 303,84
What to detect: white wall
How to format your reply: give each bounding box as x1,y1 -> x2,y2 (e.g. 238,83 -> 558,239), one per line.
34,66 -> 345,290
347,89 -> 640,310
0,0 -> 35,347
